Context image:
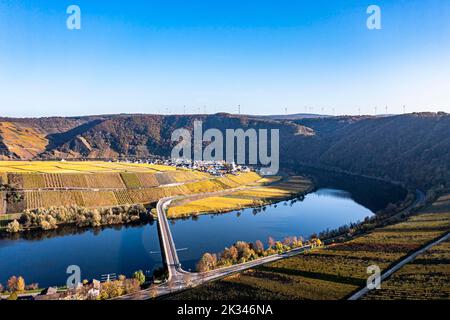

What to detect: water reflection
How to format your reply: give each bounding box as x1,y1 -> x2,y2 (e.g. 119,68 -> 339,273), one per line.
0,171 -> 406,288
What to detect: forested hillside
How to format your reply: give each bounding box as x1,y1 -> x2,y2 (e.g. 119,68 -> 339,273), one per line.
0,112 -> 449,189
285,113 -> 450,189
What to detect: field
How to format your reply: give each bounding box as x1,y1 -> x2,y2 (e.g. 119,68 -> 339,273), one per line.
364,239 -> 450,300
168,196 -> 261,217
167,176 -> 312,218
0,160 -> 176,174
18,174 -> 261,212
172,193 -> 450,300
0,160 -> 267,215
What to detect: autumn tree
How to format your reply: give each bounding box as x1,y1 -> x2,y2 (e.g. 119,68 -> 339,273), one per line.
7,276 -> 25,292
17,277 -> 25,292
253,240 -> 264,254
268,236 -> 275,248
6,220 -> 20,233
132,270 -> 146,285
196,253 -> 217,272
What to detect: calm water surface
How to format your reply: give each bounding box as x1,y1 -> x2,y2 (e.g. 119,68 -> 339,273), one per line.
0,173 -> 405,287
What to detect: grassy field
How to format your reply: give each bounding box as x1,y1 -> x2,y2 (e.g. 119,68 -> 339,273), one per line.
172,193 -> 450,300
167,176 -> 312,218
0,160 -> 176,173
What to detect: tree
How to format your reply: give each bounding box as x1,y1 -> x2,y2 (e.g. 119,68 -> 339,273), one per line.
196,253 -> 217,272
7,276 -> 18,292
241,247 -> 254,262
17,277 -> 25,292
235,241 -> 250,257
132,270 -> 146,285
253,240 -> 264,254
228,246 -> 238,261
7,275 -> 25,292
283,237 -> 293,246
315,238 -> 323,247
275,242 -> 284,253
268,236 -> 275,248
6,220 -> 20,233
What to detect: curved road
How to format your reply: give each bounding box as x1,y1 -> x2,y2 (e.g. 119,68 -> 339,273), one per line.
117,188 -> 425,300
116,185 -> 314,300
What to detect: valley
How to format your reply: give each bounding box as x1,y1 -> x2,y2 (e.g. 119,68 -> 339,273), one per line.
0,112 -> 449,301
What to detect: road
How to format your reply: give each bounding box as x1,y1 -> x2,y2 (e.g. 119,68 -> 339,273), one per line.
116,185 -> 314,300
117,187 -> 426,300
348,231 -> 450,300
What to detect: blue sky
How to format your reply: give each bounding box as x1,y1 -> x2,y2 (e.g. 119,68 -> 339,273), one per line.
0,0 -> 449,117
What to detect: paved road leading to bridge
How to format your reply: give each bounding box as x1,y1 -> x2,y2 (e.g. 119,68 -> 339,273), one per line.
116,184 -> 314,300
117,187 -> 426,300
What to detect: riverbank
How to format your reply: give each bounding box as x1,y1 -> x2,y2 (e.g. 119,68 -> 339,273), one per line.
0,171 -> 264,232
172,192 -> 450,300
167,176 -> 313,219
2,204 -> 152,234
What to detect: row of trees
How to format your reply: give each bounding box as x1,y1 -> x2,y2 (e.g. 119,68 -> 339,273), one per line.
196,236 -> 322,272
1,270 -> 148,300
96,271 -> 145,300
0,275 -> 39,300
6,204 -> 152,233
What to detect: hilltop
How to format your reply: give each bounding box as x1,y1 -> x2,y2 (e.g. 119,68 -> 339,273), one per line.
1,112 -> 449,189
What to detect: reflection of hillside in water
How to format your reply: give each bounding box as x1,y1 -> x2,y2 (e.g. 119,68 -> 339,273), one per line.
0,220 -> 156,242
314,188 -> 352,200
296,166 -> 407,213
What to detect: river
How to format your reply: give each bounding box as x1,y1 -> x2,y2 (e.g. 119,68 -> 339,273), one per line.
0,172 -> 406,288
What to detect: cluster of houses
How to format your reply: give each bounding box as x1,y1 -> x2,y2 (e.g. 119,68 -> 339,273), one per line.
116,158 -> 252,176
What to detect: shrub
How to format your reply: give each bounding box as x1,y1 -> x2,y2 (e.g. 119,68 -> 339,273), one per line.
132,270 -> 146,285
6,220 -> 20,233
7,291 -> 18,300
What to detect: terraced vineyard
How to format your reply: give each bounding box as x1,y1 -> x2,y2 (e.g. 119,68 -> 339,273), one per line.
0,161 -> 266,215
363,239 -> 450,300
173,193 -> 450,300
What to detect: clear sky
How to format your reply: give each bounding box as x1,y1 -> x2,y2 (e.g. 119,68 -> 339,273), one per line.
0,0 -> 449,117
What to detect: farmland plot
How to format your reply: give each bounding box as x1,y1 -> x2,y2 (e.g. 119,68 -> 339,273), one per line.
22,174 -> 46,189
120,173 -> 142,188
114,190 -> 134,205
136,173 -> 159,188
175,194 -> 450,300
